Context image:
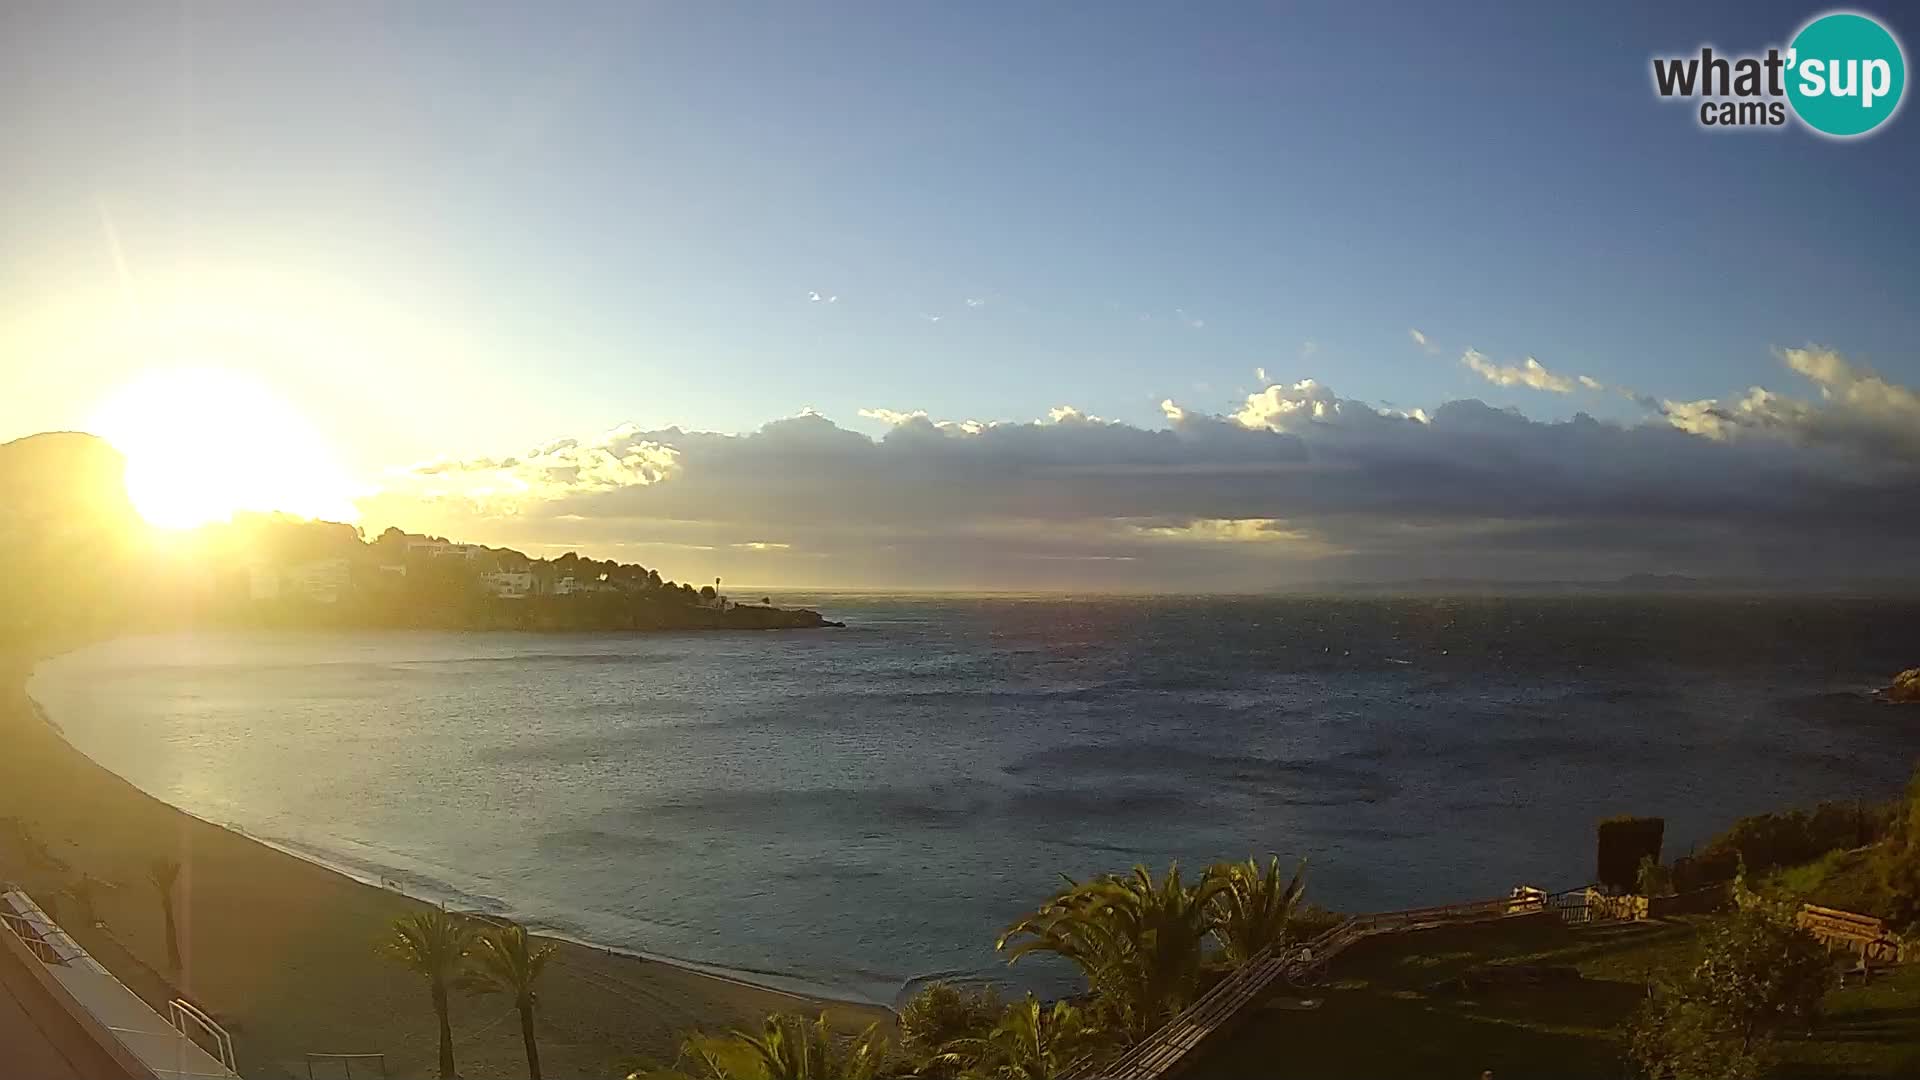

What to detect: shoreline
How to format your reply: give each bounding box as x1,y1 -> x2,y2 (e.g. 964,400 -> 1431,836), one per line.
26,679 -> 878,1010
1,637 -> 889,1079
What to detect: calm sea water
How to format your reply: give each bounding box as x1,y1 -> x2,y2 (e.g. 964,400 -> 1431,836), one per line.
27,595 -> 1920,1004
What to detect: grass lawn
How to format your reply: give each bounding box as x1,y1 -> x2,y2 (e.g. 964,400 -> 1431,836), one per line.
1186,912 -> 1920,1079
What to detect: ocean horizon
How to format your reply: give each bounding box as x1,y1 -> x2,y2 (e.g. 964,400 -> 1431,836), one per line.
28,594 -> 1920,1005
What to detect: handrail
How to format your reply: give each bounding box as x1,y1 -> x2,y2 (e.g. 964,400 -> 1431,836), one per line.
1080,887 -> 1561,1080
169,997 -> 238,1072
0,909 -> 65,966
307,1051 -> 390,1079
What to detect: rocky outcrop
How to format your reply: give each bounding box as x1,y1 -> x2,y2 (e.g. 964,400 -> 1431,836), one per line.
1883,668 -> 1920,703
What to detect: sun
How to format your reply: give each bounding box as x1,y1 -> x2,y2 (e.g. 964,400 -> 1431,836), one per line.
88,367 -> 361,530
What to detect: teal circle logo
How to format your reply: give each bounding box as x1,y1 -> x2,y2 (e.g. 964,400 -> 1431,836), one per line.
1787,12 -> 1906,137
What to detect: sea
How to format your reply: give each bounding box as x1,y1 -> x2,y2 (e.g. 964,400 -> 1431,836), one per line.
26,594 -> 1920,1005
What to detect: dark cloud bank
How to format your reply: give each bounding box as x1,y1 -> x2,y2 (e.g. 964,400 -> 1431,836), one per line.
366,349 -> 1920,590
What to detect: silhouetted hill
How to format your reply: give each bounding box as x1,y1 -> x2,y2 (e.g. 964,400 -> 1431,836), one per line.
0,430 -> 837,636
0,432 -> 144,644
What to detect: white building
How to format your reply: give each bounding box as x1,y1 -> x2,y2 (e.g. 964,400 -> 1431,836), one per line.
403,535 -> 483,560
285,557 -> 351,603
482,570 -> 534,598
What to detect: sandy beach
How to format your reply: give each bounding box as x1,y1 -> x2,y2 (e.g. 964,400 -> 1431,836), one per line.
0,641 -> 888,1080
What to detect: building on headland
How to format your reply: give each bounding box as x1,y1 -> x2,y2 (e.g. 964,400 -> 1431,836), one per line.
481,570 -> 534,598
285,557 -> 351,603
248,557 -> 351,603
402,535 -> 483,560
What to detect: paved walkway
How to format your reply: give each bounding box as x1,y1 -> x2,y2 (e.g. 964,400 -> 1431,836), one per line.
0,932 -> 141,1079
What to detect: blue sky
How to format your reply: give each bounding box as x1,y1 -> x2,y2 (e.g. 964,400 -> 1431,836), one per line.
4,2 -> 1918,586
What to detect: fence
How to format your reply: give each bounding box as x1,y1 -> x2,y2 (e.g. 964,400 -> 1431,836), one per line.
306,1052 -> 390,1079
0,908 -> 64,966
1078,887 -> 1574,1080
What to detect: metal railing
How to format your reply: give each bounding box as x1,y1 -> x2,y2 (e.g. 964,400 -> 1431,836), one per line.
306,1051 -> 389,1079
168,997 -> 238,1073
1077,885 -> 1588,1080
0,908 -> 66,966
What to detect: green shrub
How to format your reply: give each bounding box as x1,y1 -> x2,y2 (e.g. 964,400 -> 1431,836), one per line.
1286,903 -> 1346,940
1670,799 -> 1897,893
897,982 -> 1002,1063
1628,901 -> 1833,1079
1636,855 -> 1674,897
1597,816 -> 1665,893
1627,995 -> 1770,1080
1875,767 -> 1920,930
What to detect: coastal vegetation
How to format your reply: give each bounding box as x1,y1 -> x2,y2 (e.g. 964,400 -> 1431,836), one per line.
461,920 -> 559,1080
625,776 -> 1920,1080
147,856 -> 182,971
0,431 -> 838,645
381,910 -> 477,1079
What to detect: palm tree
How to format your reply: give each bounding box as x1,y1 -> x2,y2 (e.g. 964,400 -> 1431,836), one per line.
381,910 -> 475,1079
1208,855 -> 1308,967
148,858 -> 182,970
460,921 -> 556,1080
630,1013 -> 888,1080
999,863 -> 1227,1041
936,995 -> 1092,1080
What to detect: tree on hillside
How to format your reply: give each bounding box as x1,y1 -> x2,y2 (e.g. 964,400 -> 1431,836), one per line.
999,863 -> 1227,1041
1628,899 -> 1832,1078
460,921 -> 557,1080
1208,855 -> 1308,967
147,858 -> 182,970
1874,765 -> 1920,928
382,910 -> 476,1079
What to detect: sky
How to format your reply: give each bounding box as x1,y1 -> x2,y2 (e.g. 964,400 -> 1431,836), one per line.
3,1 -> 1918,589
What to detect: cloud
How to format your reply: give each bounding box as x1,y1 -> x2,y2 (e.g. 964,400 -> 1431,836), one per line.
393,424 -> 679,513
964,297 -> 986,308
362,351 -> 1920,589
1175,308 -> 1206,330
1658,346 -> 1920,462
1460,350 -> 1578,394
1579,375 -> 1604,391
808,290 -> 838,303
920,313 -> 943,323
1409,328 -> 1439,353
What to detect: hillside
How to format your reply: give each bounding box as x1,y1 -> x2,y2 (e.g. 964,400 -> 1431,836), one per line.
0,431 -> 837,635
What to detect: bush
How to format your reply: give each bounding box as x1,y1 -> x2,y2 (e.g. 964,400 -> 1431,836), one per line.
1628,901 -> 1833,1079
1636,855 -> 1674,897
1286,903 -> 1346,940
1598,816 -> 1665,893
1875,767 -> 1920,930
897,982 -> 1002,1063
1689,902 -> 1833,1045
1670,800 -> 1897,893
1628,995 -> 1770,1080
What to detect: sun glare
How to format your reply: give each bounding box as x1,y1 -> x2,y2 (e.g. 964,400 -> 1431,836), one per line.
88,368 -> 361,530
